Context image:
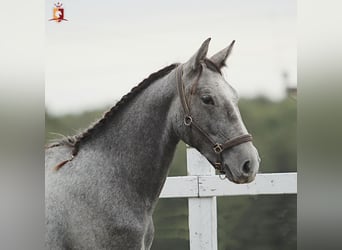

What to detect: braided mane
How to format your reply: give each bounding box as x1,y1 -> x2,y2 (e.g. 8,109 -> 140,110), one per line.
46,63 -> 179,170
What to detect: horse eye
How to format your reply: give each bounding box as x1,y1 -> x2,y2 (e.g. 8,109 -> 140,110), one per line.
200,95 -> 215,105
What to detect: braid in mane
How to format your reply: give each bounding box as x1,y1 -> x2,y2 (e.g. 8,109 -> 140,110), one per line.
48,63 -> 179,170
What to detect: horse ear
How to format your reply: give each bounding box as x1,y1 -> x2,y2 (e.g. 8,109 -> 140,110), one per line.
185,38 -> 211,73
210,40 -> 235,68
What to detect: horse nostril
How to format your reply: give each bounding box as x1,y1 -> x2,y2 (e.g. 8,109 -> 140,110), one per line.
242,160 -> 251,174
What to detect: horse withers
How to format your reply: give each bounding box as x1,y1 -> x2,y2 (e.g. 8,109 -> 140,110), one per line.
45,38 -> 260,249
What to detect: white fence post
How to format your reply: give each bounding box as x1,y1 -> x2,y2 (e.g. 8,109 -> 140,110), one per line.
187,147 -> 218,250
159,146 -> 297,249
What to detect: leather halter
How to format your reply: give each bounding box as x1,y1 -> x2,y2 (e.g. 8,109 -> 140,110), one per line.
176,64 -> 253,174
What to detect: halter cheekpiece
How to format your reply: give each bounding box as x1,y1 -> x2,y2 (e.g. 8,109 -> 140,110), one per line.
176,63 -> 253,174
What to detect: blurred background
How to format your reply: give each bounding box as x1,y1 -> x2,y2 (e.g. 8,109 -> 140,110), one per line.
46,0 -> 296,249
46,0 -> 296,115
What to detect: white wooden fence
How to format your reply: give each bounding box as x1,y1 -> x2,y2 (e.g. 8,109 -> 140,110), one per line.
159,147 -> 297,250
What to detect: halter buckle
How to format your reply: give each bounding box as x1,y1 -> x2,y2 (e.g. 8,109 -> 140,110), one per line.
213,144 -> 223,154
214,162 -> 225,177
214,162 -> 222,169
184,115 -> 193,126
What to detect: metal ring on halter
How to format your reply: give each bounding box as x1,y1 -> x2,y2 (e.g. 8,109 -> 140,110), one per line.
213,144 -> 223,154
219,174 -> 227,180
184,115 -> 193,126
215,162 -> 226,180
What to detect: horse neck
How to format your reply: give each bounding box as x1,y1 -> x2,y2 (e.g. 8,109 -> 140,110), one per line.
84,68 -> 180,205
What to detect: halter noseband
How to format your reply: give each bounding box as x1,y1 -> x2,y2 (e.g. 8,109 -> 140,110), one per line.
176,64 -> 253,174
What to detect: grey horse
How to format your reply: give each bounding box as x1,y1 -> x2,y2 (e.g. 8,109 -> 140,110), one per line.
45,38 -> 260,249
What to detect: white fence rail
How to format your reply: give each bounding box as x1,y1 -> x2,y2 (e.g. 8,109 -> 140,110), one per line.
160,173 -> 297,198
159,147 -> 297,250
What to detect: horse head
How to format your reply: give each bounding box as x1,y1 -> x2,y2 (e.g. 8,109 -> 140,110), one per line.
172,38 -> 260,184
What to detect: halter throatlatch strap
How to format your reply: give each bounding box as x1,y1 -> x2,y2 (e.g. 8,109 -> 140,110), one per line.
176,65 -> 253,174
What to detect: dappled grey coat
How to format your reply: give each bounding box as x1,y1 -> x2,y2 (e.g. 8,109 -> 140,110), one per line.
45,38 -> 259,250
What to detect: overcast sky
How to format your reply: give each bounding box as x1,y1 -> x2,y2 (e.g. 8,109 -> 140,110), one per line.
46,0 -> 296,115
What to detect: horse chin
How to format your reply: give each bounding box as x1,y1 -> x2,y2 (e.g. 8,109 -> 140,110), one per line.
206,158 -> 254,184
226,175 -> 253,184
224,170 -> 245,184
231,174 -> 256,184
223,164 -> 256,184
